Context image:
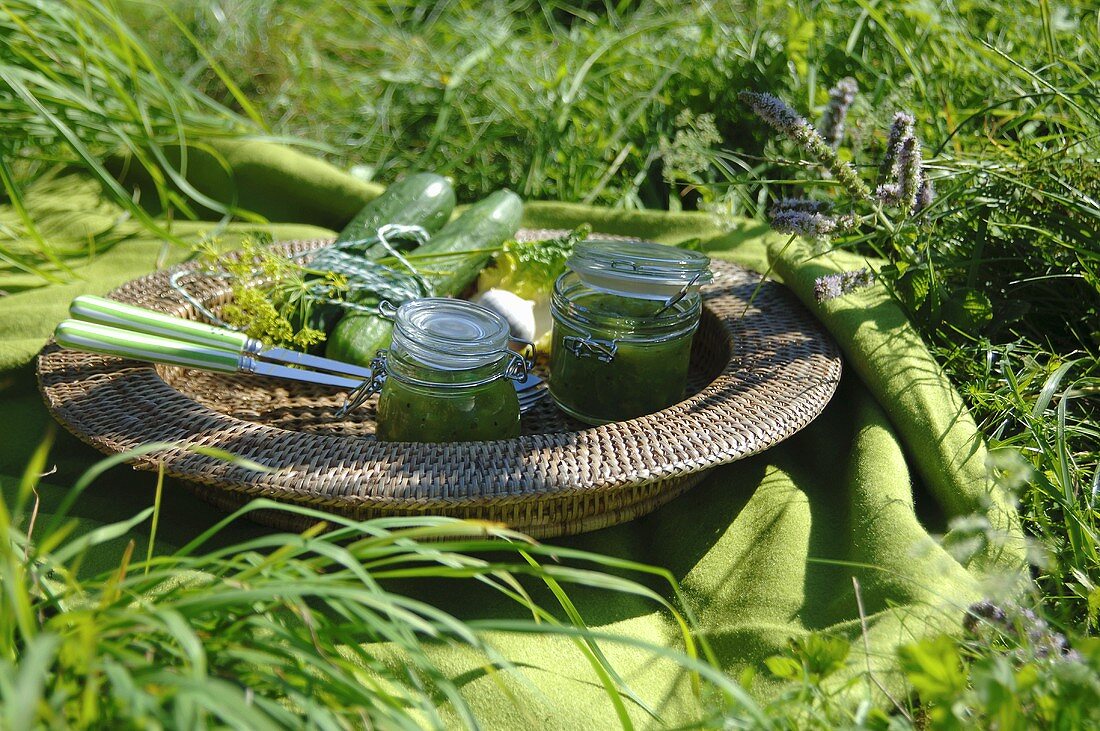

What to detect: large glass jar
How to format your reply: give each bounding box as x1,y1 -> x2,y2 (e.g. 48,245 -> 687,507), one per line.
548,240 -> 712,425
373,298 -> 524,442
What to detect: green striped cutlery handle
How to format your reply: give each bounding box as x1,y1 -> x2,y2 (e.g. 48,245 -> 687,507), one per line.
69,295 -> 250,351
54,320 -> 241,373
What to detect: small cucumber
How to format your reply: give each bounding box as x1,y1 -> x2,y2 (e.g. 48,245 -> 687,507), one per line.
323,311 -> 388,366
332,172 -> 456,254
411,188 -> 524,295
299,173 -> 456,341
326,189 -> 523,366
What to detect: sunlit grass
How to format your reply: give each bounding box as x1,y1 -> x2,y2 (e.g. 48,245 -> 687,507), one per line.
0,0 -> 262,278
0,438 -> 764,728
1,0 -> 1098,724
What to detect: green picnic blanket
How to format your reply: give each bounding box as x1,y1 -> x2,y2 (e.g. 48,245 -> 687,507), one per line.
0,140 -> 1026,726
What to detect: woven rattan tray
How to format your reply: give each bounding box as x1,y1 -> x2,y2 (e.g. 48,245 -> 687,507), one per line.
37,231 -> 842,538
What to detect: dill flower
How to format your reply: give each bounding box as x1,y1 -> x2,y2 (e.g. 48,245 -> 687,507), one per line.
222,287 -> 325,350
661,110 -> 722,176
819,77 -> 858,148
740,90 -> 872,201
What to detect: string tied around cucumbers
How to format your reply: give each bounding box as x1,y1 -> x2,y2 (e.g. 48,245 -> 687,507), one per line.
172,224 -> 436,329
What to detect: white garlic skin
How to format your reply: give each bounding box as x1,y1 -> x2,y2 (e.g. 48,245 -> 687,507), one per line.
472,289 -> 537,342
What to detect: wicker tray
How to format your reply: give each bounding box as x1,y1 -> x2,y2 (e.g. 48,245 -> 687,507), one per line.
37,232 -> 842,538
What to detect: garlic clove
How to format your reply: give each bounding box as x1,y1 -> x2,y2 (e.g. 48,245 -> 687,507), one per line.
472,289 -> 537,342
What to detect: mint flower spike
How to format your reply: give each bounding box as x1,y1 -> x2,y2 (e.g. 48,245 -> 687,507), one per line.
878,111 -> 915,186
769,198 -> 832,215
770,209 -> 857,239
875,182 -> 902,207
738,90 -> 807,138
814,268 -> 874,302
873,110 -> 928,215
769,198 -> 853,238
897,135 -> 923,213
820,77 -> 858,148
915,173 -> 935,213
739,89 -> 872,202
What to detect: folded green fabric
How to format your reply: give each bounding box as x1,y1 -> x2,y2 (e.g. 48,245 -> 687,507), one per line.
0,141 -> 1025,726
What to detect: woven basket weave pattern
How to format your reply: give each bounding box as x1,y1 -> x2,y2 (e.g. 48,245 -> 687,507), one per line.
37,233 -> 842,537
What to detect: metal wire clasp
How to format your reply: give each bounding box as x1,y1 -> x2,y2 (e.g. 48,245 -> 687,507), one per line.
562,335 -> 617,362
507,336 -> 536,382
335,351 -> 388,418
377,299 -> 398,320
502,349 -> 531,383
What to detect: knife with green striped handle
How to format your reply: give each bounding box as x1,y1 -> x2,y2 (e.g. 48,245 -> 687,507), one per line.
70,295 -> 374,380
54,320 -> 364,389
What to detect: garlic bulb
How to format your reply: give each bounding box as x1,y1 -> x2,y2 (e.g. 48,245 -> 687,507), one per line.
472,289 -> 537,342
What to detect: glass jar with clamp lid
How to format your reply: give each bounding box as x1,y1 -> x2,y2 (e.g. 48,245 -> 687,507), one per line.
548,240 -> 712,424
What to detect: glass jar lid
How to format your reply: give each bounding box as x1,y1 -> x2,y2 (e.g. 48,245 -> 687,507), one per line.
391,298 -> 511,371
566,240 -> 713,300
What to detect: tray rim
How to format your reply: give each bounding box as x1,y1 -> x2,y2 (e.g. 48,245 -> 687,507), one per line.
36,233 -> 842,514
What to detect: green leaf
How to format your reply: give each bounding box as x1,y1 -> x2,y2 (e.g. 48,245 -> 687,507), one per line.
50,507 -> 155,565
476,225 -> 590,300
2,634 -> 60,731
764,656 -> 802,680
897,268 -> 932,311
1074,636 -> 1100,664
1014,662 -> 1040,694
784,13 -> 816,78
971,656 -> 1017,715
944,287 -> 994,331
898,636 -> 969,702
792,633 -> 850,679
1088,587 -> 1100,628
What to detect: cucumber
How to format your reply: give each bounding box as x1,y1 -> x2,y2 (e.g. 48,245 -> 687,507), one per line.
298,173 -> 456,339
323,311 -> 389,366
412,188 -> 523,294
326,189 -> 523,366
332,172 -> 456,254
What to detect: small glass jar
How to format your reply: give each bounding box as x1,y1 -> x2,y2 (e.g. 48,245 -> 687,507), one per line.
549,240 -> 712,424
373,298 -> 524,442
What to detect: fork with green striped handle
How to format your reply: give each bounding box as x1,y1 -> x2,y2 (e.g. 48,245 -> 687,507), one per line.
68,295 -> 374,379
54,319 -> 366,389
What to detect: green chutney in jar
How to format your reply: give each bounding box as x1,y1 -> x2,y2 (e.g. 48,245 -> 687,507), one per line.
376,375 -> 520,442
548,241 -> 711,425
373,298 -> 524,443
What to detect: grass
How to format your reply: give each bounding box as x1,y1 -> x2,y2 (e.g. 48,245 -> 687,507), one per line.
712,0 -> 1100,635
125,0 -> 1099,623
0,0 -> 264,280
2,441 -> 760,728
2,0 -> 1099,726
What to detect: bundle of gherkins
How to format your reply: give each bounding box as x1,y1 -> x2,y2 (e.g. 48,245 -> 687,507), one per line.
210,173 -> 525,365
208,170 -> 593,367
322,174 -> 522,365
